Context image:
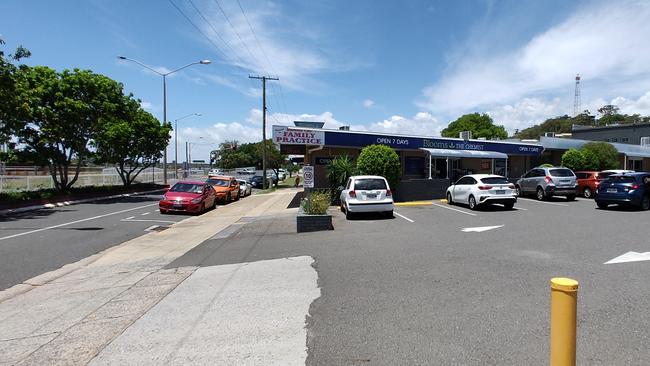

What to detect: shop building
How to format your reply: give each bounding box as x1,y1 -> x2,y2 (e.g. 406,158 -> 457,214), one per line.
273,124 -> 544,201
571,123 -> 650,145
539,136 -> 650,171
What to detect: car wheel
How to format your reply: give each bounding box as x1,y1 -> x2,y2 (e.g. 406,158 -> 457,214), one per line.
384,210 -> 393,218
515,185 -> 522,197
226,193 -> 231,203
234,192 -> 240,201
160,209 -> 168,214
196,203 -> 205,215
536,187 -> 545,201
583,187 -> 592,198
504,202 -> 515,210
340,202 -> 345,212
566,194 -> 576,201
596,201 -> 608,209
345,205 -> 353,220
446,192 -> 453,204
212,198 -> 217,210
468,195 -> 477,210
641,195 -> 650,211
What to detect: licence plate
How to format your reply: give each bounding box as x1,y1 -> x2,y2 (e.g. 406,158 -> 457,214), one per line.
607,188 -> 617,193
495,190 -> 505,195
366,194 -> 377,198
173,203 -> 184,208
561,180 -> 570,183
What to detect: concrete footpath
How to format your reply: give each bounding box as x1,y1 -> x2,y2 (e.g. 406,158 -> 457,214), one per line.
0,189 -> 318,365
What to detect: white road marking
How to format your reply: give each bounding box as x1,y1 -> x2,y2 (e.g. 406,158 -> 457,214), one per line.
518,198 -> 569,207
140,212 -> 150,216
0,203 -> 159,241
605,251 -> 650,264
432,202 -> 477,216
394,212 -> 414,223
121,219 -> 177,224
144,225 -> 159,232
515,206 -> 528,211
124,216 -> 135,220
461,225 -> 504,233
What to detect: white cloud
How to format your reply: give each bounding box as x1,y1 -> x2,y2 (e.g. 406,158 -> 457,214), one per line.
611,92 -> 650,116
362,99 -> 375,109
359,112 -> 444,136
418,0 -> 650,131
139,101 -> 153,110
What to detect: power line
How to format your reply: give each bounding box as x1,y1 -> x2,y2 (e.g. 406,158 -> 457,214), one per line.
166,0 -> 230,63
235,0 -> 290,114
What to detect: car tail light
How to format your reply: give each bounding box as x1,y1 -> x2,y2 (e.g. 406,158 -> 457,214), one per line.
544,176 -> 553,184
349,190 -> 357,198
632,184 -> 639,189
595,180 -> 601,186
478,185 -> 493,190
386,189 -> 392,197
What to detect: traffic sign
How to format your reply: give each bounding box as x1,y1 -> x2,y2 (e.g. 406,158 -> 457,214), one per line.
303,166 -> 314,188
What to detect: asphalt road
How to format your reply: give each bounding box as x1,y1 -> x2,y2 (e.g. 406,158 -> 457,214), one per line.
168,196 -> 650,365
0,193 -> 191,290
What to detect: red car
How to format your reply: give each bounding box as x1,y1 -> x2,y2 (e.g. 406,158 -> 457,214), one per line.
159,181 -> 217,214
575,171 -> 603,198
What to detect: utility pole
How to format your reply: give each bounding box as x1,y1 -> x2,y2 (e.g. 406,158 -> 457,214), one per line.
249,75 -> 279,189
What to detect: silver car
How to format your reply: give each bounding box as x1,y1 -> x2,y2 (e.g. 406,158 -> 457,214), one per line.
236,179 -> 252,197
516,166 -> 577,201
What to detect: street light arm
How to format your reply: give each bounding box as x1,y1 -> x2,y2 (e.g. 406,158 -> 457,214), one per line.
174,113 -> 201,122
168,61 -> 208,75
117,56 -> 164,76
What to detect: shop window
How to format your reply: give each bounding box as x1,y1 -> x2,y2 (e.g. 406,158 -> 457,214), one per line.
611,138 -> 618,142
404,156 -> 425,176
622,137 -> 629,143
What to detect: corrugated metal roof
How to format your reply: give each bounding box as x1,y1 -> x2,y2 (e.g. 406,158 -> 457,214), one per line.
540,136 -> 650,158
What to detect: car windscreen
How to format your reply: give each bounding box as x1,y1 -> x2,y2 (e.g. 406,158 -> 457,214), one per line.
549,169 -> 574,177
207,178 -> 229,187
480,177 -> 509,184
605,176 -> 636,183
354,179 -> 387,190
170,183 -> 204,193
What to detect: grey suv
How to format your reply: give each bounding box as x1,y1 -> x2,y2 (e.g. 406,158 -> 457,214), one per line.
516,167 -> 577,201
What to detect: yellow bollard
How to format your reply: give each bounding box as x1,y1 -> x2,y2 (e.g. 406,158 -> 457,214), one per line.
550,277 -> 579,366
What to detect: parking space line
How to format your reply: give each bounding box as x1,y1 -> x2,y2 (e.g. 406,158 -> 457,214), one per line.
394,212 -> 414,223
124,216 -> 135,220
518,198 -> 569,207
0,203 -> 159,241
432,202 -> 477,216
141,212 -> 150,216
121,218 -> 177,224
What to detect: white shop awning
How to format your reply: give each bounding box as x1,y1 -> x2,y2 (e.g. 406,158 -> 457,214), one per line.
419,148 -> 508,159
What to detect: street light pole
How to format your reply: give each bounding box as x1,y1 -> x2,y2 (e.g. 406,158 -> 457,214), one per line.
117,56 -> 211,185
174,113 -> 201,179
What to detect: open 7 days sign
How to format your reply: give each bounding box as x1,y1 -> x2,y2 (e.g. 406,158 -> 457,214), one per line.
273,126 -> 325,145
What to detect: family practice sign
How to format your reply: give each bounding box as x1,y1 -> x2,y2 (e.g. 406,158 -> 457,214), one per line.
273,126 -> 325,145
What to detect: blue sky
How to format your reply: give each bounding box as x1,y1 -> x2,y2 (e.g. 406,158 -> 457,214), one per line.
3,0 -> 650,162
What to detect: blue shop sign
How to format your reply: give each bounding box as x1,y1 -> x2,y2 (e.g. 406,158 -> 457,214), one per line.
323,131 -> 542,156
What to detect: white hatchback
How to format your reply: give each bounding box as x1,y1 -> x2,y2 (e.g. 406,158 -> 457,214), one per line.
340,175 -> 394,219
446,174 -> 517,210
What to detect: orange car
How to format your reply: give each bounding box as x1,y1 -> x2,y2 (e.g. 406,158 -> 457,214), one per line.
206,175 -> 240,203
575,171 -> 603,198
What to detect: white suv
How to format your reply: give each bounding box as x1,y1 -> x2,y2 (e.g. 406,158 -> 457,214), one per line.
339,175 -> 394,219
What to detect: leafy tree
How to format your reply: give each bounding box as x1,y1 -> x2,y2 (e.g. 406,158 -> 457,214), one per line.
94,98 -> 171,186
598,104 -> 619,117
561,149 -> 585,171
15,66 -> 125,192
582,142 -> 618,171
356,145 -> 401,189
257,139 -> 287,186
286,163 -> 300,177
442,113 -> 508,140
0,38 -> 31,148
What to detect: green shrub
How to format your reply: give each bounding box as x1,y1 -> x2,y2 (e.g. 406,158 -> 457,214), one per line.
561,149 -> 585,171
539,163 -> 554,168
580,149 -> 600,171
326,156 -> 356,204
582,141 -> 619,170
356,145 -> 401,189
301,191 -> 331,215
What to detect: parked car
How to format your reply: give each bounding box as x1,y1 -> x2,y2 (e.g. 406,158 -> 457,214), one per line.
598,169 -> 635,179
208,168 -> 224,176
446,174 -> 517,210
265,171 -> 279,184
236,179 -> 252,197
595,172 -> 650,210
248,175 -> 269,188
339,175 -> 394,219
206,175 -> 240,203
575,171 -> 603,198
516,166 -> 577,201
159,181 -> 216,214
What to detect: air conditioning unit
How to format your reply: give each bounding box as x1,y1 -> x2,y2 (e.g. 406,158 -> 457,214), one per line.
640,136 -> 650,146
459,131 -> 472,140
544,132 -> 556,137
339,126 -> 350,131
